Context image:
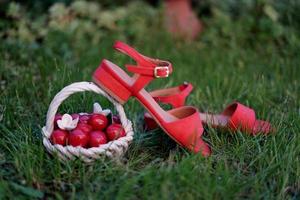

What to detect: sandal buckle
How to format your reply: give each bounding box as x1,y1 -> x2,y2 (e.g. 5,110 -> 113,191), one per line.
154,66 -> 169,78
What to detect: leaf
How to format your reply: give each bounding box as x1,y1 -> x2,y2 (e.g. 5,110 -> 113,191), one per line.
71,0 -> 89,16
49,3 -> 69,19
264,5 -> 279,22
10,182 -> 44,198
7,2 -> 21,18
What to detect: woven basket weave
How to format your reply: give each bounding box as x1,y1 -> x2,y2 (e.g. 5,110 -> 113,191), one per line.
41,82 -> 134,163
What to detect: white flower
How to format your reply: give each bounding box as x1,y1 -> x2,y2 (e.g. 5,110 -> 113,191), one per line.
57,114 -> 79,130
93,102 -> 111,116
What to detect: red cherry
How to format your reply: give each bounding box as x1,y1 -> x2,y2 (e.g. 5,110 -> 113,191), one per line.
106,124 -> 126,141
89,131 -> 107,147
112,115 -> 121,124
88,114 -> 108,130
76,123 -> 93,133
51,129 -> 68,146
69,129 -> 89,147
54,114 -> 62,129
71,113 -> 80,120
79,114 -> 90,123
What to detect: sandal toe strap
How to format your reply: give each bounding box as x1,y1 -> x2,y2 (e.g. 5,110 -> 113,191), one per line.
222,102 -> 256,133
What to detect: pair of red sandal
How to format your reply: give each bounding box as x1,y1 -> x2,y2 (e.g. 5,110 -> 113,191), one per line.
92,41 -> 273,157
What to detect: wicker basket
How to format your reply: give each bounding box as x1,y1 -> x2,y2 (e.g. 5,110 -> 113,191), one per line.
41,82 -> 134,163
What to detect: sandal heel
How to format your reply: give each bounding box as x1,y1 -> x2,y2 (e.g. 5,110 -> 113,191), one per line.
93,63 -> 131,104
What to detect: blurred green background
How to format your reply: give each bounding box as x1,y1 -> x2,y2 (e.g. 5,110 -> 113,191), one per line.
0,0 -> 299,199
1,0 -> 300,44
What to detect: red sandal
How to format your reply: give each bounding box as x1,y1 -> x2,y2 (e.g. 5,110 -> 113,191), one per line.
92,41 -> 211,156
144,83 -> 273,135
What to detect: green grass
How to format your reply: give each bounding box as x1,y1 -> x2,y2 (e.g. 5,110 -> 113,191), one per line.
1,13 -> 300,200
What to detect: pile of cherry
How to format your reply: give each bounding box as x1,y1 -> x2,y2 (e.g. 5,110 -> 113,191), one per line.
51,113 -> 125,148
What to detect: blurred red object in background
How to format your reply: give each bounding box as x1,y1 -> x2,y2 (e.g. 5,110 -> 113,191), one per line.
164,0 -> 202,40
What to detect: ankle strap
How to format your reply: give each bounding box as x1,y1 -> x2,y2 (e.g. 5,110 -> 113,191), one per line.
113,41 -> 173,78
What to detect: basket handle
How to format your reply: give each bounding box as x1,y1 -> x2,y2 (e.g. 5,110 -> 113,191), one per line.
44,82 -> 126,137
